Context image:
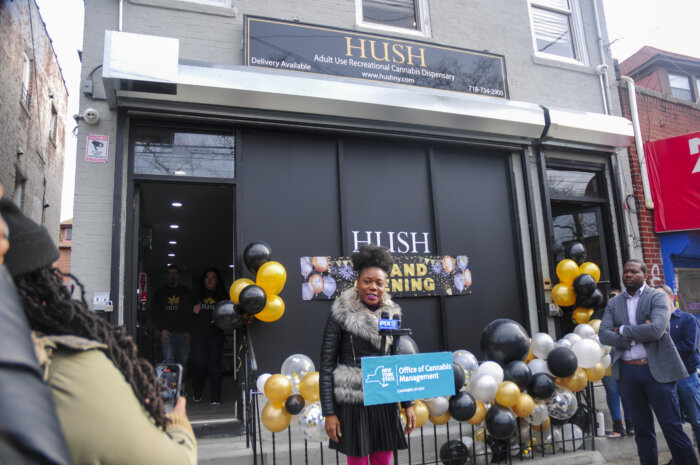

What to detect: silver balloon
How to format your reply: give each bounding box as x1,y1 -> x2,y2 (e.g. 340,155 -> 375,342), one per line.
525,400 -> 548,425
298,402 -> 327,442
573,324 -> 596,339
281,354 -> 315,393
426,396 -> 449,416
540,426 -> 563,453
322,276 -> 337,298
256,373 -> 272,394
571,338 -> 602,368
563,333 -> 582,345
531,333 -> 555,359
601,353 -> 612,368
561,423 -> 584,449
527,358 -> 551,376
469,374 -> 498,403
518,419 -> 533,444
477,361 -> 504,384
555,338 -> 573,349
545,387 -> 578,420
453,350 -> 479,372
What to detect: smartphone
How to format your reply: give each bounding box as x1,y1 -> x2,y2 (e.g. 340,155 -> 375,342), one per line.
155,363 -> 183,413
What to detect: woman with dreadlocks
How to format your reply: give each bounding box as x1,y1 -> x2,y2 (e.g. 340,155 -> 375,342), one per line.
0,198 -> 197,464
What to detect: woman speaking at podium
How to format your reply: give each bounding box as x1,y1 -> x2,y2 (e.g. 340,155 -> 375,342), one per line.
320,244 -> 416,465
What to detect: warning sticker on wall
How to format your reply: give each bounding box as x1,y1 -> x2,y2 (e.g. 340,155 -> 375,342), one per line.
86,134 -> 109,162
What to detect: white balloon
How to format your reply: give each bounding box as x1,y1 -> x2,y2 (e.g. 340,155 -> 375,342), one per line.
426,396 -> 449,416
470,374 -> 498,403
571,339 -> 602,368
531,333 -> 555,359
478,361 -> 504,384
601,354 -> 612,369
563,333 -> 582,345
453,350 -> 479,372
256,373 -> 272,393
526,400 -> 548,425
555,339 -> 573,349
573,324 -> 596,339
561,423 -> 584,449
527,358 -> 551,376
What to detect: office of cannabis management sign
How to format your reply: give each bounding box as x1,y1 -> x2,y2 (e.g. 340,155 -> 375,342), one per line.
244,16 -> 508,98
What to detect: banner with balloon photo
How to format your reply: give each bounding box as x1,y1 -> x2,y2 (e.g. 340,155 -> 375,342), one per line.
300,254 -> 472,300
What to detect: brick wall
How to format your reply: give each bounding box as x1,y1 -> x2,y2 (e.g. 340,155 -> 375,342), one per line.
618,83 -> 700,283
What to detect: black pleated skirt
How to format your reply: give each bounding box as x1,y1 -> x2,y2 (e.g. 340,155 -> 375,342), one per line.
329,402 -> 408,457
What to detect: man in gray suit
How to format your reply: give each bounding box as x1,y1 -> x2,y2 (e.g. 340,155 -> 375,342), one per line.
600,259 -> 697,465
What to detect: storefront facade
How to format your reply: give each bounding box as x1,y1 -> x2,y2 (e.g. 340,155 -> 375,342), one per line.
73,0 -> 636,371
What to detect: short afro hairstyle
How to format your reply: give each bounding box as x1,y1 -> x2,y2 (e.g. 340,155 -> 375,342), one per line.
351,244 -> 394,275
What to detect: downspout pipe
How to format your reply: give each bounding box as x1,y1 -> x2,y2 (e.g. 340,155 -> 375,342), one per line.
119,0 -> 123,31
621,76 -> 654,210
591,0 -> 611,115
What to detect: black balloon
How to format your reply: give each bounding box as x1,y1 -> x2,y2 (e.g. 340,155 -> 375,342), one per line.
448,391 -> 477,422
576,288 -> 604,309
564,242 -> 587,265
284,394 -> 305,415
453,363 -> 466,394
439,439 -> 469,465
487,439 -> 509,463
572,273 -> 597,298
238,284 -> 267,315
528,373 -> 556,399
213,301 -> 245,331
503,360 -> 532,391
547,347 -> 578,378
394,335 -> 420,355
480,318 -> 530,366
243,241 -> 272,275
485,405 -> 517,440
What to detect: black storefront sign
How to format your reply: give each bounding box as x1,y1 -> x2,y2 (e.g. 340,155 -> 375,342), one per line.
244,16 -> 508,98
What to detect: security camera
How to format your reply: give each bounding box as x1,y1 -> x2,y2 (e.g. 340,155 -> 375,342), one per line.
595,64 -> 608,75
83,108 -> 100,125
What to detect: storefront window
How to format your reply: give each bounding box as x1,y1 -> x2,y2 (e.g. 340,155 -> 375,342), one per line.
133,127 -> 234,178
678,268 -> 700,316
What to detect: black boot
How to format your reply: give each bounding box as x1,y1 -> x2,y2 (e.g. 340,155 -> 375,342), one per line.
625,419 -> 634,436
612,420 -> 626,437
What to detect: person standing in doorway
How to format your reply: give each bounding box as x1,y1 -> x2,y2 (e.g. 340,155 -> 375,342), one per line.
657,283 -> 700,461
600,259 -> 697,465
152,265 -> 192,380
191,268 -> 227,406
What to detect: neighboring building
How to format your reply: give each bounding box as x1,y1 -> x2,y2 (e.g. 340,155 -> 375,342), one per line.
58,218 -> 73,284
73,0 -> 637,370
0,0 -> 69,238
617,46 -> 700,316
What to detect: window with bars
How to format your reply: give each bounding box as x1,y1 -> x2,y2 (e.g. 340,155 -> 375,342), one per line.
529,0 -> 585,63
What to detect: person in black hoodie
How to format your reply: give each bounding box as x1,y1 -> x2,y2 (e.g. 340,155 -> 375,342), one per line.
191,268 -> 228,405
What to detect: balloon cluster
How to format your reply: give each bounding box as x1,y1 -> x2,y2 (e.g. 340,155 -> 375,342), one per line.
257,354 -> 327,441
230,242 -> 288,323
424,316 -> 608,458
551,242 -> 603,324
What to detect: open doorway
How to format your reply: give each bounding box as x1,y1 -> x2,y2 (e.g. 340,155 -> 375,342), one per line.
133,181 -> 235,420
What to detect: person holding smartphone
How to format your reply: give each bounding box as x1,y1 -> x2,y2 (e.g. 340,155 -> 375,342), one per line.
1,198 -> 197,464
191,268 -> 228,406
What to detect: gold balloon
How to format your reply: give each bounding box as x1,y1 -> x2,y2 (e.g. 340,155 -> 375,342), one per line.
512,393 -> 535,418
429,411 -> 451,425
585,362 -> 606,382
264,374 -> 292,404
556,259 -> 581,285
229,278 -> 254,304
261,401 -> 292,433
413,400 -> 429,428
468,401 -> 486,425
299,371 -> 320,402
573,307 -> 593,324
474,428 -> 485,442
532,417 -> 551,432
525,346 -> 536,363
560,367 -> 588,392
495,381 -> 520,407
255,295 -> 285,322
588,319 -> 601,334
256,261 -> 287,295
552,283 -> 576,307
400,412 -> 407,427
579,262 -> 601,282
